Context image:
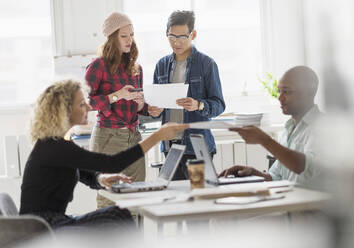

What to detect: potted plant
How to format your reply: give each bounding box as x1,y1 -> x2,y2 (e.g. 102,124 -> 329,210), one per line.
258,72 -> 279,99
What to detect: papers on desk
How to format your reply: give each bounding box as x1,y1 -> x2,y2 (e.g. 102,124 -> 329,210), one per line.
213,180 -> 293,205
115,192 -> 192,208
144,84 -> 188,109
261,180 -> 296,188
114,183 -> 271,208
113,181 -> 294,208
191,184 -> 270,199
215,194 -> 285,205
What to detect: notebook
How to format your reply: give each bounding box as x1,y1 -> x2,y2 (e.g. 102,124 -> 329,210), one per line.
111,144 -> 185,193
190,134 -> 264,185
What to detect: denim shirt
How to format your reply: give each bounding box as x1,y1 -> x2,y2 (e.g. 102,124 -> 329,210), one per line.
153,46 -> 225,155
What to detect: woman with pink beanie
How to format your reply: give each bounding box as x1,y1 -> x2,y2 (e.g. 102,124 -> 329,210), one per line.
85,12 -> 148,208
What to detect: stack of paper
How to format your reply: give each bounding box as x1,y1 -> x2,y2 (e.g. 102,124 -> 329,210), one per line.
234,113 -> 263,127
191,184 -> 270,199
189,113 -> 264,130
215,194 -> 285,205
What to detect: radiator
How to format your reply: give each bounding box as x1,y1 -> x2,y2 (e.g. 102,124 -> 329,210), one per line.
3,135 -> 32,178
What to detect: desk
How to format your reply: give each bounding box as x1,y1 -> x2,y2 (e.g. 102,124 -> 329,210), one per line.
99,181 -> 330,235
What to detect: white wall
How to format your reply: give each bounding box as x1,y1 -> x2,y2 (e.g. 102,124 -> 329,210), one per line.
0,107 -> 31,176
261,0 -> 306,77
303,0 -> 354,112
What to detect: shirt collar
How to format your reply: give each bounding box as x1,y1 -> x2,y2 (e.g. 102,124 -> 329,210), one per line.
285,104 -> 321,131
284,104 -> 321,131
168,45 -> 197,64
301,104 -> 321,125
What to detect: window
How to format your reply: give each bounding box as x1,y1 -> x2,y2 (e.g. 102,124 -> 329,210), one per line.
194,1 -> 262,92
125,0 -> 263,113
0,0 -> 263,112
124,0 -> 191,84
0,0 -> 53,106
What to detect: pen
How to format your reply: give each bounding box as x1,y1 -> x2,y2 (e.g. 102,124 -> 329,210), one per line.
162,196 -> 176,202
129,88 -> 143,92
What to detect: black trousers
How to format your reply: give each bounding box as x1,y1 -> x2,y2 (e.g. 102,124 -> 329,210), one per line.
30,206 -> 135,231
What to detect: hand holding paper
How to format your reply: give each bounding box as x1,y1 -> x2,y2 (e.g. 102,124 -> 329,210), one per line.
176,97 -> 199,111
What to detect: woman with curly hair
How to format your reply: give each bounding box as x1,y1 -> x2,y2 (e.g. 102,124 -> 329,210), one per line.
19,79 -> 187,229
85,12 -> 148,208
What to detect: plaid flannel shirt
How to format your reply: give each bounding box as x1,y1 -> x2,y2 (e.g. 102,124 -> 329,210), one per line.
85,58 -> 149,132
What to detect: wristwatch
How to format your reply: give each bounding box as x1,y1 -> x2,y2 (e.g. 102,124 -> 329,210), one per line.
198,101 -> 204,111
112,95 -> 118,102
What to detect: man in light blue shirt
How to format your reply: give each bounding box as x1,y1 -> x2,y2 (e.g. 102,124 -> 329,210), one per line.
219,66 -> 322,185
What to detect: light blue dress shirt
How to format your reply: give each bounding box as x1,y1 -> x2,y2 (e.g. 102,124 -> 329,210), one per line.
269,105 -> 322,185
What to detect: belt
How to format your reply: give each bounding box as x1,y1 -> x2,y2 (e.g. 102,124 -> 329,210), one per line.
119,126 -> 138,131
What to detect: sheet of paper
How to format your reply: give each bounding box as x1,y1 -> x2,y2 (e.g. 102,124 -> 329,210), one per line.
261,180 -> 296,188
214,194 -> 285,205
144,84 -> 189,109
189,121 -> 239,129
191,184 -> 269,199
115,192 -> 192,208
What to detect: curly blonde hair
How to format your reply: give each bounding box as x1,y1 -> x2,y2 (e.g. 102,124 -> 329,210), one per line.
99,29 -> 139,76
30,79 -> 82,143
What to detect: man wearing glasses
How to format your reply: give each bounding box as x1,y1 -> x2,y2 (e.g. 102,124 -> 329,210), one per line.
148,10 -> 225,180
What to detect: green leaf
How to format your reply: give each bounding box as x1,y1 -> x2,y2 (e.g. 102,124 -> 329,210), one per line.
258,72 -> 278,99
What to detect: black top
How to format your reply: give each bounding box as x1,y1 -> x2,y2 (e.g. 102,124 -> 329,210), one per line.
20,138 -> 143,214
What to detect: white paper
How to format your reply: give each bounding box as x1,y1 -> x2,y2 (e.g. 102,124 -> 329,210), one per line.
115,193 -> 192,208
144,84 -> 189,109
189,121 -> 240,129
215,194 -> 285,205
261,180 -> 296,188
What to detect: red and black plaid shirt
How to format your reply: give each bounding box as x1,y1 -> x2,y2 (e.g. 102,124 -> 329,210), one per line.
85,58 -> 149,132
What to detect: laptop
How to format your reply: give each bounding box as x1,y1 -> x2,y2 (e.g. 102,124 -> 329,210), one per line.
112,144 -> 185,193
190,134 -> 264,185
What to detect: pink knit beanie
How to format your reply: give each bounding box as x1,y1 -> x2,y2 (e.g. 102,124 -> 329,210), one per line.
102,12 -> 132,37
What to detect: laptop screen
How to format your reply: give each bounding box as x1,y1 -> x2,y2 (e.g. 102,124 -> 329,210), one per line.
190,134 -> 219,184
158,144 -> 185,181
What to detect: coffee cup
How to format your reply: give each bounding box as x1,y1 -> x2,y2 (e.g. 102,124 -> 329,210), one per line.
186,159 -> 205,189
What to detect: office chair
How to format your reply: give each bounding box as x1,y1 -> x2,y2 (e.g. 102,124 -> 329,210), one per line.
0,193 -> 18,216
0,192 -> 54,247
0,216 -> 54,247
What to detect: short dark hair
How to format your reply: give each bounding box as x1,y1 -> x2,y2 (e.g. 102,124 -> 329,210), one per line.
166,10 -> 195,34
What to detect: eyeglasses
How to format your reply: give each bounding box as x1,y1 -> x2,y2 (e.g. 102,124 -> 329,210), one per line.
167,33 -> 192,43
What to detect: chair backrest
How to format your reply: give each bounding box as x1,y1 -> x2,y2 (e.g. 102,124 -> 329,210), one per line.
0,193 -> 19,216
0,216 -> 54,247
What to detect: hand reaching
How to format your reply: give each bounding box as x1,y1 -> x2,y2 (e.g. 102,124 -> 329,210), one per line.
156,123 -> 189,141
229,126 -> 270,145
